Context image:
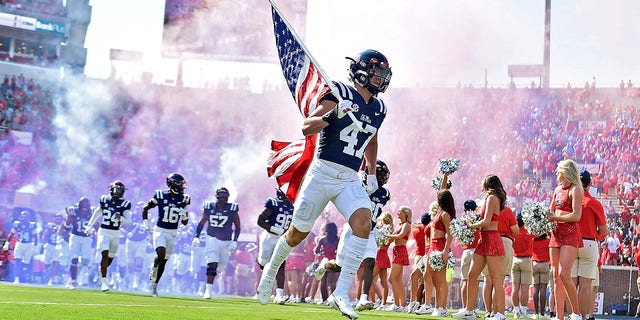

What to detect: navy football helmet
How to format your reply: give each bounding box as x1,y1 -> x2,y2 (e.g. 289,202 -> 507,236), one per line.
109,180 -> 126,199
78,197 -> 91,210
347,49 -> 392,94
375,160 -> 390,186
167,173 -> 186,195
216,187 -> 230,202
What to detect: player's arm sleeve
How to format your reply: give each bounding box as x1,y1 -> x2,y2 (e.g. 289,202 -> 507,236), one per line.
120,209 -> 132,227
87,207 -> 101,227
195,212 -> 206,237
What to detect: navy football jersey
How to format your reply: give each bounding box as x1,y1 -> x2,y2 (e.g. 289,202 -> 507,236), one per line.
263,198 -> 294,232
67,206 -> 93,237
201,201 -> 239,241
11,220 -> 38,243
43,223 -> 59,245
149,190 -> 191,230
98,195 -> 132,230
369,187 -> 391,230
317,81 -> 387,171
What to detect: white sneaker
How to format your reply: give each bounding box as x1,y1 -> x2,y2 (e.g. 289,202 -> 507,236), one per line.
101,282 -> 110,292
415,304 -> 434,315
355,300 -> 374,311
487,312 -> 507,320
386,304 -> 404,312
273,294 -> 286,305
454,309 -> 477,320
151,283 -> 158,297
406,301 -> 420,314
437,308 -> 450,317
256,274 -> 274,305
314,257 -> 329,280
568,313 -> 582,320
328,293 -> 358,319
203,287 -> 212,299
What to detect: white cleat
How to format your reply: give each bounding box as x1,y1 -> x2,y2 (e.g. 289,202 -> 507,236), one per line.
151,283 -> 158,298
328,293 -> 359,319
256,274 -> 274,305
203,287 -> 212,299
101,282 -> 110,292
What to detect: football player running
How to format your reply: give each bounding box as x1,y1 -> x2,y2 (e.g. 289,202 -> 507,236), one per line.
314,160 -> 391,312
41,213 -> 65,286
65,197 -> 95,289
4,210 -> 39,284
257,49 -> 392,320
142,173 -> 191,297
86,180 -> 132,292
192,187 -> 241,299
256,188 -> 295,304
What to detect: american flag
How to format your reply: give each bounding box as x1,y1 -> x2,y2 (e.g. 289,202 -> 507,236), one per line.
267,1 -> 331,202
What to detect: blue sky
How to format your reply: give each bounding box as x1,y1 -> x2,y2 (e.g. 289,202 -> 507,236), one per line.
84,0 -> 640,88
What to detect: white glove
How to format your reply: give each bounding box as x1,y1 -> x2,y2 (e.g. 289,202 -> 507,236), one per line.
2,241 -> 8,251
141,219 -> 151,232
191,237 -> 200,247
83,225 -> 95,236
336,100 -> 352,119
270,226 -> 285,235
228,241 -> 238,251
179,209 -> 189,222
365,174 -> 378,195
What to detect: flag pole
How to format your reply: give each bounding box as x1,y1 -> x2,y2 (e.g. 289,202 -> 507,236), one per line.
269,0 -> 364,131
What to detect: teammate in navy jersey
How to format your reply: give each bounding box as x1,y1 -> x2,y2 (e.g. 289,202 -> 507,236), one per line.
65,197 -> 94,289
125,204 -> 149,291
86,180 -> 132,292
314,160 -> 391,311
256,188 -> 295,304
3,211 -> 39,284
41,213 -> 64,285
257,49 -> 392,319
142,173 -> 191,297
193,187 -> 241,299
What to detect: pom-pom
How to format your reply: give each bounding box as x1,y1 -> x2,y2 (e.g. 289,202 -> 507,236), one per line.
520,201 -> 555,236
428,250 -> 456,271
449,212 -> 481,245
374,224 -> 393,248
438,158 -> 461,175
432,176 -> 452,190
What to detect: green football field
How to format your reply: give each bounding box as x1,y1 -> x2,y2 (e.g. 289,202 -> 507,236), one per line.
0,282 -> 435,320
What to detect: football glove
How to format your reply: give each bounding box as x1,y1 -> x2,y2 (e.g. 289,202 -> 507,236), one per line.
365,174 -> 378,195
179,209 -> 188,222
2,241 -> 8,251
191,237 -> 200,247
322,100 -> 352,123
83,225 -> 95,236
141,219 -> 151,232
269,226 -> 285,236
228,241 -> 238,251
